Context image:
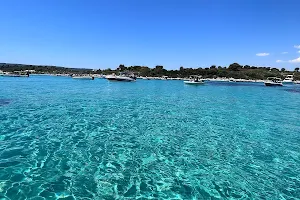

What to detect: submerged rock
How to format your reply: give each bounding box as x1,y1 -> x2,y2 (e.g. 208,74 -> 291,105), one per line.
284,88 -> 300,94
0,99 -> 11,106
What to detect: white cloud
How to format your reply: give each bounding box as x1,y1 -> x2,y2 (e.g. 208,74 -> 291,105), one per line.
288,57 -> 300,63
298,50 -> 300,53
256,53 -> 270,56
294,45 -> 300,49
281,52 -> 288,54
276,60 -> 284,63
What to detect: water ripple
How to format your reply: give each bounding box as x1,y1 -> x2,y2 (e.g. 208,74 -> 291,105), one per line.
0,76 -> 300,199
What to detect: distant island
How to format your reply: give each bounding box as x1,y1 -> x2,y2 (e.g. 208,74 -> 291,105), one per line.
1,63 -> 299,80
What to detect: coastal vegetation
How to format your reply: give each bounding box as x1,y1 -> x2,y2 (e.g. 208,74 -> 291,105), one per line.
1,62 -> 300,80
0,63 -> 93,74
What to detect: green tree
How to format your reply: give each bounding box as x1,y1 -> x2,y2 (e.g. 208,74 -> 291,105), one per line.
281,68 -> 286,72
295,67 -> 299,72
118,64 -> 126,71
153,65 -> 164,76
155,65 -> 164,70
228,63 -> 242,71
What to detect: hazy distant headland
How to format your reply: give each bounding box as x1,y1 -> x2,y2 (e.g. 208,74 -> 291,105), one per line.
1,63 -> 299,80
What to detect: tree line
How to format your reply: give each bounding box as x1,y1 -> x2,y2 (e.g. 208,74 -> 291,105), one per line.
1,62 -> 299,80
99,63 -> 300,80
0,63 -> 93,74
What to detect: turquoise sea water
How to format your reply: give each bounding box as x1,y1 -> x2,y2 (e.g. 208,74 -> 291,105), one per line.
0,75 -> 300,200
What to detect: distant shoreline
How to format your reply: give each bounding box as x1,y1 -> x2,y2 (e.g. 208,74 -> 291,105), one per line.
1,62 -> 300,80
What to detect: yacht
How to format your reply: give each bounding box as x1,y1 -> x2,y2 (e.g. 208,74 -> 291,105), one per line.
105,72 -> 136,82
264,77 -> 283,86
282,75 -> 294,84
184,75 -> 204,85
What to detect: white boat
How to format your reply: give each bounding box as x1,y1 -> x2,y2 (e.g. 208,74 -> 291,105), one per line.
264,77 -> 283,86
72,75 -> 94,80
294,80 -> 300,84
228,78 -> 236,82
105,72 -> 136,82
184,76 -> 204,85
282,75 -> 294,84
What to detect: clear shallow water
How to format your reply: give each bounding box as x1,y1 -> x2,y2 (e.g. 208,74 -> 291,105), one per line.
0,76 -> 300,200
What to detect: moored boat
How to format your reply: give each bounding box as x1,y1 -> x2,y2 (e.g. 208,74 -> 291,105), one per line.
228,78 -> 236,82
105,72 -> 136,82
264,77 -> 283,86
184,75 -> 204,85
282,75 -> 294,84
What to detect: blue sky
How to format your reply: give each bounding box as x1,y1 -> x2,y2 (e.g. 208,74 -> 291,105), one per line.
0,0 -> 300,70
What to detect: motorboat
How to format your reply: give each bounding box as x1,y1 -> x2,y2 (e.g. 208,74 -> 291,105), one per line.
184,75 -> 204,85
282,75 -> 294,84
71,75 -> 94,80
105,72 -> 136,82
228,78 -> 236,82
294,80 -> 300,84
264,77 -> 283,86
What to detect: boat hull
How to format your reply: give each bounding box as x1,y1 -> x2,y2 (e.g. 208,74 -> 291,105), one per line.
107,78 -> 135,82
106,75 -> 135,82
184,81 -> 204,85
264,82 -> 283,86
282,81 -> 294,84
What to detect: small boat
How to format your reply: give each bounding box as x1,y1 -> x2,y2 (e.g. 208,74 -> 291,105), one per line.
294,81 -> 300,84
71,75 -> 94,80
106,72 -> 136,82
184,75 -> 204,85
264,77 -> 283,86
282,75 -> 294,84
228,78 -> 236,82
161,76 -> 168,80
